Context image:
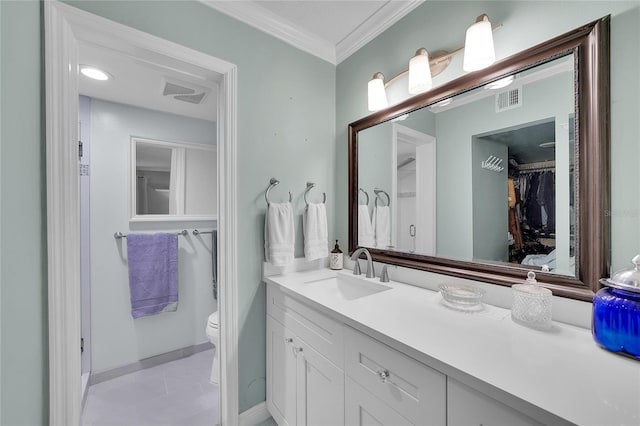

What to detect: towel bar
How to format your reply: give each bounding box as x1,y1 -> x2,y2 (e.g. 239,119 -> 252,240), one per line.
193,229 -> 215,235
114,230 -> 188,239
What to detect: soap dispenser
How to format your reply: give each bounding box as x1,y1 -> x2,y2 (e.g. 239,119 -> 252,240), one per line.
511,271 -> 553,330
329,240 -> 343,270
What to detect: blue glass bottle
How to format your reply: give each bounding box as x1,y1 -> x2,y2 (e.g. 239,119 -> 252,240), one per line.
592,256 -> 640,360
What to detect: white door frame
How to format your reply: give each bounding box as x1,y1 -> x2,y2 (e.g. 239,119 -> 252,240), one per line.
44,1 -> 238,424
391,123 -> 436,254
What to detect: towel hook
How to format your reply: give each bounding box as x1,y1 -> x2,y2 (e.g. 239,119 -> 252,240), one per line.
304,182 -> 326,205
265,177 -> 292,206
374,188 -> 390,207
359,188 -> 369,206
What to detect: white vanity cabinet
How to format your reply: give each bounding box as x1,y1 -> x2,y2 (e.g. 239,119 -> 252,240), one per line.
266,285 -> 345,426
265,277 -> 578,426
447,378 -> 544,426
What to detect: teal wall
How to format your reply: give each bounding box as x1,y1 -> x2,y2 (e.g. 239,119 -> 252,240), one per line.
336,1 -> 640,275
1,1 -> 48,425
0,0 -> 335,423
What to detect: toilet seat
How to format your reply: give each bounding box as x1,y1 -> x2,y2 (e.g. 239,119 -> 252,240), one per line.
207,311 -> 219,328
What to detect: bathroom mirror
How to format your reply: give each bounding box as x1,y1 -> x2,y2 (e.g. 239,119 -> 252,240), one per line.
348,17 -> 610,300
130,137 -> 217,222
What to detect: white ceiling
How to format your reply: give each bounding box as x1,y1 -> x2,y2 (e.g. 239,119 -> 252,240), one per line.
78,43 -> 220,122
79,1 -> 421,120
201,0 -> 423,64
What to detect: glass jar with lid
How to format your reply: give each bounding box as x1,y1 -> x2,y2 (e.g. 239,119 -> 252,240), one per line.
592,255 -> 640,359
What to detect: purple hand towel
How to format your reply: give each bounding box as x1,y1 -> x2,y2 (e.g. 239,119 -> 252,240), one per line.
127,233 -> 178,319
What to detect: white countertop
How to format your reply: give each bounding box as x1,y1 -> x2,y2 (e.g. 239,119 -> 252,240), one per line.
264,268 -> 640,426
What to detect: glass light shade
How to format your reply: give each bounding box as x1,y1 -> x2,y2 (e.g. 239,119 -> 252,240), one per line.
463,16 -> 495,72
367,75 -> 388,111
408,50 -> 432,95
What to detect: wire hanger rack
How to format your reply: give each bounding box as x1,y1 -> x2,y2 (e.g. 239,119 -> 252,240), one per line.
481,155 -> 504,172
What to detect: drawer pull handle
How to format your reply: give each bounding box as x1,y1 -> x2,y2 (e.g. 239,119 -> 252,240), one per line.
377,369 -> 390,383
284,337 -> 293,344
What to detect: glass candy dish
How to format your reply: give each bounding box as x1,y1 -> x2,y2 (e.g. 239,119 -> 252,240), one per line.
439,283 -> 485,312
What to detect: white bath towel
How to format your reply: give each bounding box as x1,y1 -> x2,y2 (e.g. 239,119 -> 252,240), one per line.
264,202 -> 295,266
303,203 -> 328,261
373,205 -> 391,249
358,205 -> 375,247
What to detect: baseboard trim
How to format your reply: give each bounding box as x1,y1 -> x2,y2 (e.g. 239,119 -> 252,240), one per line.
239,402 -> 270,426
89,342 -> 214,386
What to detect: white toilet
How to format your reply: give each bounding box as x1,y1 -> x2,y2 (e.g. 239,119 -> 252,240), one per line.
206,311 -> 219,384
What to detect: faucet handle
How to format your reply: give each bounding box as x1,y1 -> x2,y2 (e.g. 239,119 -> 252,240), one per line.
380,265 -> 389,283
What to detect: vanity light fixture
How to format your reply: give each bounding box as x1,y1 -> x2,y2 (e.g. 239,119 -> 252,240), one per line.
80,65 -> 111,81
367,13 -> 499,111
367,72 -> 388,111
408,48 -> 432,95
463,14 -> 496,72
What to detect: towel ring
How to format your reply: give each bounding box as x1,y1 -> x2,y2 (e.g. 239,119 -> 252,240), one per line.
265,177 -> 292,206
304,182 -> 326,205
359,188 -> 369,206
374,188 -> 390,207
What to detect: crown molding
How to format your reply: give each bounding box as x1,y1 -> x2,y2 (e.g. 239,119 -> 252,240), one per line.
336,1 -> 424,64
200,0 -> 336,64
200,1 -> 424,65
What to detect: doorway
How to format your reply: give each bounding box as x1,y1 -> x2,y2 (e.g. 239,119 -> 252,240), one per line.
391,124 -> 436,255
45,2 -> 238,424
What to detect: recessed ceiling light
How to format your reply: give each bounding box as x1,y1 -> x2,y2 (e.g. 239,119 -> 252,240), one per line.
485,75 -> 514,90
80,66 -> 110,81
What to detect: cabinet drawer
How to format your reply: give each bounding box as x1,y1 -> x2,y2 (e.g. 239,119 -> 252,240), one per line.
344,326 -> 446,425
448,378 -> 543,426
267,283 -> 344,368
345,377 -> 413,426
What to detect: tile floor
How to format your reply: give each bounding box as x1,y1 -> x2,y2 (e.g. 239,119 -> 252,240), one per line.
82,349 -> 219,426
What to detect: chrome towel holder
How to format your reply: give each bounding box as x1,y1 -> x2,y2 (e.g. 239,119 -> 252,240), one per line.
265,178 -> 292,206
193,229 -> 214,236
304,182 -> 326,205
374,188 -> 390,207
114,230 -> 188,239
359,188 -> 369,206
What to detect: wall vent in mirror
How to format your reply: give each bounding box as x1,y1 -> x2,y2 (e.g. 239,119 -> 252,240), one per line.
130,137 -> 217,222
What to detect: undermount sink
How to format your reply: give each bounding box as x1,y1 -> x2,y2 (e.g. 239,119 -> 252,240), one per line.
303,274 -> 392,301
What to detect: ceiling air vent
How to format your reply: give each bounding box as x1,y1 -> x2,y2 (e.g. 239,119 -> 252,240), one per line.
162,78 -> 210,105
495,87 -> 522,113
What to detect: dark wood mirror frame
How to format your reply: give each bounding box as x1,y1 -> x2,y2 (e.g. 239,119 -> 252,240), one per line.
348,16 -> 610,301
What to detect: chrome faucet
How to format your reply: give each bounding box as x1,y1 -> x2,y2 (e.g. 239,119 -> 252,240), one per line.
350,247 -> 375,278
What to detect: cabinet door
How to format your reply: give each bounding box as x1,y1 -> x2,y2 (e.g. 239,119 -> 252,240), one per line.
448,378 -> 544,426
266,316 -> 297,426
296,337 -> 345,426
345,377 -> 413,426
